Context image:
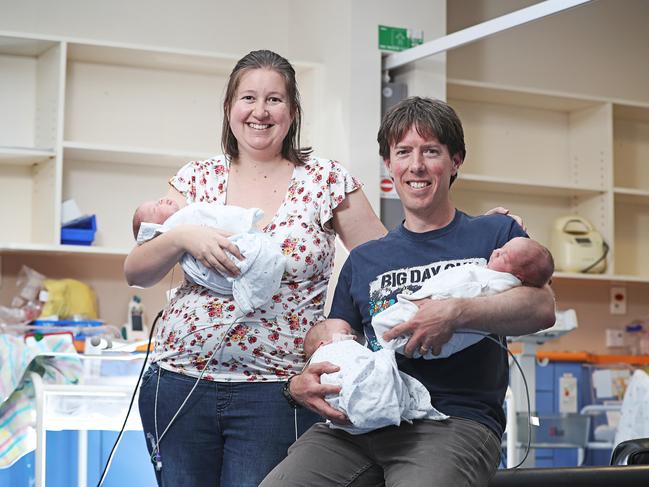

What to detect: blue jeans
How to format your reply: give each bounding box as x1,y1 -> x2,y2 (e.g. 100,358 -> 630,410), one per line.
138,363 -> 321,487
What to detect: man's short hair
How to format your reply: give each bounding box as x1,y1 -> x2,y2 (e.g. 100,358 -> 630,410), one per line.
377,97 -> 466,185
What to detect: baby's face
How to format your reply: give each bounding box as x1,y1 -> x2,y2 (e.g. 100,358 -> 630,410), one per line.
488,237 -> 529,273
141,198 -> 180,224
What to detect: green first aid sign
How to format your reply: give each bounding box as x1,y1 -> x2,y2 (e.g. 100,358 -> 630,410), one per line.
378,25 -> 423,52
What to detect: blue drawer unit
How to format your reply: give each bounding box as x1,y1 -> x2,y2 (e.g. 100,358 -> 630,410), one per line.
533,362 -> 556,465
532,361 -> 601,467
89,431 -> 156,487
0,430 -> 156,486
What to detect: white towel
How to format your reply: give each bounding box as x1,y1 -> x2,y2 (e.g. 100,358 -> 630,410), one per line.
137,203 -> 286,314
0,334 -> 81,468
137,202 -> 264,242
180,232 -> 286,314
614,369 -> 649,447
372,264 -> 520,359
311,339 -> 447,435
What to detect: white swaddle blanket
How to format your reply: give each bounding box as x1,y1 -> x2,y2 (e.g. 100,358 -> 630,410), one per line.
137,203 -> 286,314
372,264 -> 521,359
614,369 -> 649,447
310,339 -> 447,435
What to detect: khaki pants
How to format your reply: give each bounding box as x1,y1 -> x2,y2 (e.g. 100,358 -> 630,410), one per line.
260,417 -> 501,487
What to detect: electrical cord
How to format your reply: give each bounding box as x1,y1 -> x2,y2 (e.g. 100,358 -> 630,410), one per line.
98,287 -> 247,484
147,317 -> 241,466
98,267 -> 180,485
454,331 -> 534,469
96,309 -> 163,487
580,241 -> 609,273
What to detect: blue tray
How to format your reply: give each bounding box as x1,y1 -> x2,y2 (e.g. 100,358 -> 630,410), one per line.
32,319 -> 103,340
61,214 -> 97,246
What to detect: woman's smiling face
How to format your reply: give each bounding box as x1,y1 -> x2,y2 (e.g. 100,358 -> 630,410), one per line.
229,68 -> 293,159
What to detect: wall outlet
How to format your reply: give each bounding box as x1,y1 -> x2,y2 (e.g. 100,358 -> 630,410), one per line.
610,286 -> 627,315
606,328 -> 625,347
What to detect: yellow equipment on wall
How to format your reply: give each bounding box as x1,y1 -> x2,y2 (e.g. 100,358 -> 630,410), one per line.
550,216 -> 608,273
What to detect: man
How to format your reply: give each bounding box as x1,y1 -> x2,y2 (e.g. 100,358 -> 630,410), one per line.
261,97 -> 556,487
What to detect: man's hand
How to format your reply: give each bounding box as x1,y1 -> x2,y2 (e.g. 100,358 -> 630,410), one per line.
382,299 -> 462,357
485,207 -> 527,232
290,363 -> 349,424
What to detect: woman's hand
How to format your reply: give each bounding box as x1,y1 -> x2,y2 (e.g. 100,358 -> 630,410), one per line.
289,364 -> 349,424
173,225 -> 244,276
382,299 -> 461,357
485,207 -> 526,232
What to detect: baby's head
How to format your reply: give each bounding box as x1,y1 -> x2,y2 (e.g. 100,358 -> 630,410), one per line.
488,237 -> 554,287
132,198 -> 181,239
304,320 -> 356,359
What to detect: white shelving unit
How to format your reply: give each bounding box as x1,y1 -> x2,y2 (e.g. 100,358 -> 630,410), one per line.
0,32 -> 320,254
0,242 -> 129,257
447,79 -> 649,282
2,31 -> 647,286
0,35 -> 63,246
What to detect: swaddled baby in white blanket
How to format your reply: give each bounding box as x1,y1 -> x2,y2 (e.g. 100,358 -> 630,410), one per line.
132,199 -> 286,314
304,320 -> 448,435
373,237 -> 554,359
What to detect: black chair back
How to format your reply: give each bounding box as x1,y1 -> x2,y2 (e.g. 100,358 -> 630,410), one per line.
611,437 -> 649,465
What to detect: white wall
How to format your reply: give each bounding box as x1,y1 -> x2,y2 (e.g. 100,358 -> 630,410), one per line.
286,0 -> 446,211
0,0 -> 293,56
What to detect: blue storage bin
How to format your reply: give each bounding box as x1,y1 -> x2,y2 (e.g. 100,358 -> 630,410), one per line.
61,214 -> 97,245
32,319 -> 103,340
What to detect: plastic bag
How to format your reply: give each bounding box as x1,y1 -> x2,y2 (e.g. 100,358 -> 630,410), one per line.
40,278 -> 98,320
0,266 -> 46,324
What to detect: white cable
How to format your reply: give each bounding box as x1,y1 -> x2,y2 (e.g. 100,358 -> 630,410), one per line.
97,434 -> 123,485
97,310 -> 161,486
149,316 -> 242,463
153,364 -> 162,470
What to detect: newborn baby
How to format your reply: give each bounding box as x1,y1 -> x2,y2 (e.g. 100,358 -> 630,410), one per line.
304,319 -> 447,435
133,199 -> 286,314
373,237 -> 554,359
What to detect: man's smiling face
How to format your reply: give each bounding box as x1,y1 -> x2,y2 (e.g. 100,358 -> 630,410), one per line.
384,125 -> 463,224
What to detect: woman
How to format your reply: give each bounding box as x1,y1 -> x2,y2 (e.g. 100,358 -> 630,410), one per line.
125,50 -> 385,487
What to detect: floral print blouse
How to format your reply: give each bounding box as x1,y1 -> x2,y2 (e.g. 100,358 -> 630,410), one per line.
153,155 -> 361,382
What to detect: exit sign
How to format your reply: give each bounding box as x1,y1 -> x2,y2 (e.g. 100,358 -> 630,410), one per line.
378,25 -> 423,52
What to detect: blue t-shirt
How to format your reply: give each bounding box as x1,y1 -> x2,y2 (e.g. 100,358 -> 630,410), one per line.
329,210 -> 527,438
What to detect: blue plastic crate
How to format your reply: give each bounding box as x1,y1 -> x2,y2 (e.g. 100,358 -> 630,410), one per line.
61,214 -> 96,245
